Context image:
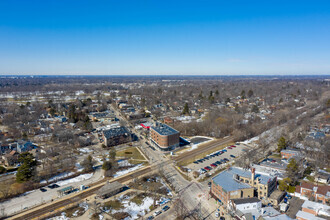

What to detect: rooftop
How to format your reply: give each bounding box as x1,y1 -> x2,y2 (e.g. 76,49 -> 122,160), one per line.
231,167 -> 275,185
151,123 -> 179,136
103,126 -> 130,139
296,211 -> 326,220
212,168 -> 252,192
97,181 -> 123,196
232,197 -> 260,205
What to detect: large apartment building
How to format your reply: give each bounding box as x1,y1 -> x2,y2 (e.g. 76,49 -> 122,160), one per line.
102,126 -> 131,147
150,123 -> 180,151
211,167 -> 277,206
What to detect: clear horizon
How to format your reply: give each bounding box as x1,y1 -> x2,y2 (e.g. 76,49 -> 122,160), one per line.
1,0 -> 330,75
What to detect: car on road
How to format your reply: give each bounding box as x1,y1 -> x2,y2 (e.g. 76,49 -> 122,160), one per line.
153,211 -> 162,216
162,206 -> 170,211
40,188 -> 47,192
230,155 -> 236,158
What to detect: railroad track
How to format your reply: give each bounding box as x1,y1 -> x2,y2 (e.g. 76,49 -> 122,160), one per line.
10,137 -> 233,220
11,166 -> 152,220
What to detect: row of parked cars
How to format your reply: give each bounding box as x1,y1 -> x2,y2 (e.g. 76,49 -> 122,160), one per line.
199,158 -> 230,173
146,205 -> 170,219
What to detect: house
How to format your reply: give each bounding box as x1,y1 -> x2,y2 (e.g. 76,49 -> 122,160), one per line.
229,197 -> 262,212
150,123 -> 180,151
295,182 -> 330,204
296,200 -> 330,220
267,190 -> 286,206
314,172 -> 330,184
16,141 -> 37,153
3,150 -> 20,166
211,167 -> 277,206
102,127 -> 131,147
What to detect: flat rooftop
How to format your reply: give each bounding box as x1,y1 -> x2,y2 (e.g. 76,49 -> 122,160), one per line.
151,123 -> 179,136
212,168 -> 252,192
103,126 -> 130,139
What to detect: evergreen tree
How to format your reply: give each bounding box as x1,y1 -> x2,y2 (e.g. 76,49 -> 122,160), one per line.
16,152 -> 37,183
215,90 -> 219,96
247,89 -> 254,98
277,136 -> 288,152
182,103 -> 189,115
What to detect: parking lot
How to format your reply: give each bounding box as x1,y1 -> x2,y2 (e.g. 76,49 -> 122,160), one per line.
186,143 -> 249,173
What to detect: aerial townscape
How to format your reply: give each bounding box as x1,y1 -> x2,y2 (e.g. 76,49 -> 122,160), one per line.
0,1 -> 329,220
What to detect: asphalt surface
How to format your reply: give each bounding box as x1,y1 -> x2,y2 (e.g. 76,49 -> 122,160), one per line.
187,143 -> 248,173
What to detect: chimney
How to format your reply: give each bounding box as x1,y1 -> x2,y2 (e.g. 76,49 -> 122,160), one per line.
251,168 -> 255,184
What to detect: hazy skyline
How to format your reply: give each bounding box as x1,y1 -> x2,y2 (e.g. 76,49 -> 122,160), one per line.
1,0 -> 330,75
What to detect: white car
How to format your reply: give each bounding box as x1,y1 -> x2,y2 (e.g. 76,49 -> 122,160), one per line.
215,212 -> 219,217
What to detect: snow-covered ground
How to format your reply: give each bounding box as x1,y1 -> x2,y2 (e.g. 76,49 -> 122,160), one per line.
55,173 -> 93,186
108,193 -> 163,219
40,171 -> 76,184
241,136 -> 259,144
113,164 -> 143,177
78,147 -> 93,153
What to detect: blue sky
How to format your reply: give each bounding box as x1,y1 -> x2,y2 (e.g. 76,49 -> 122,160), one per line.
0,0 -> 330,75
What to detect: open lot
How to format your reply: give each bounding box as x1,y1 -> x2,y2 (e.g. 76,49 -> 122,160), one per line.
186,143 -> 249,173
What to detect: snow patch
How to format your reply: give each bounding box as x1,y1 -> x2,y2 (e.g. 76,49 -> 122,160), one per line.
113,164 -> 143,177
55,173 -> 93,186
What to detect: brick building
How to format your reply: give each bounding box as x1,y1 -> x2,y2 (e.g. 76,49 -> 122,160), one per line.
102,126 -> 131,147
211,167 -> 277,206
150,123 -> 180,151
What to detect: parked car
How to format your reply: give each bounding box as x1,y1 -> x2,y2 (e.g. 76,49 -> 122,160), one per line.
231,145 -> 236,148
40,188 -> 47,192
223,158 -> 229,162
200,168 -> 207,174
154,211 -> 162,216
215,212 -> 219,217
222,149 -> 227,152
162,206 -> 170,211
230,155 -> 236,158
193,161 -> 199,164
204,166 -> 211,171
215,161 -> 222,165
210,163 -> 217,168
147,216 -> 154,220
48,184 -> 60,189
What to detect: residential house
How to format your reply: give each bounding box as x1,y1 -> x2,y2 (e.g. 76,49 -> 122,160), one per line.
280,149 -> 302,159
295,182 -> 330,204
296,200 -> 330,220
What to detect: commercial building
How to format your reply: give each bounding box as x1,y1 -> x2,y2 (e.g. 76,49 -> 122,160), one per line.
150,123 -> 180,151
280,149 -> 302,159
102,126 -> 131,147
211,167 -> 277,206
97,181 -> 125,199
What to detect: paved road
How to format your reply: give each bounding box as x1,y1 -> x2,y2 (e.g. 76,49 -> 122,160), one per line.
2,166 -> 104,217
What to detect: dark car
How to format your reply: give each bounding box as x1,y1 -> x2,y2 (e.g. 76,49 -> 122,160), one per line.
230,155 -> 236,158
215,161 -> 222,165
147,216 -> 154,220
222,149 -> 227,152
40,188 -> 47,192
48,184 -> 60,189
223,158 -> 229,162
162,206 -> 170,211
193,161 -> 199,164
